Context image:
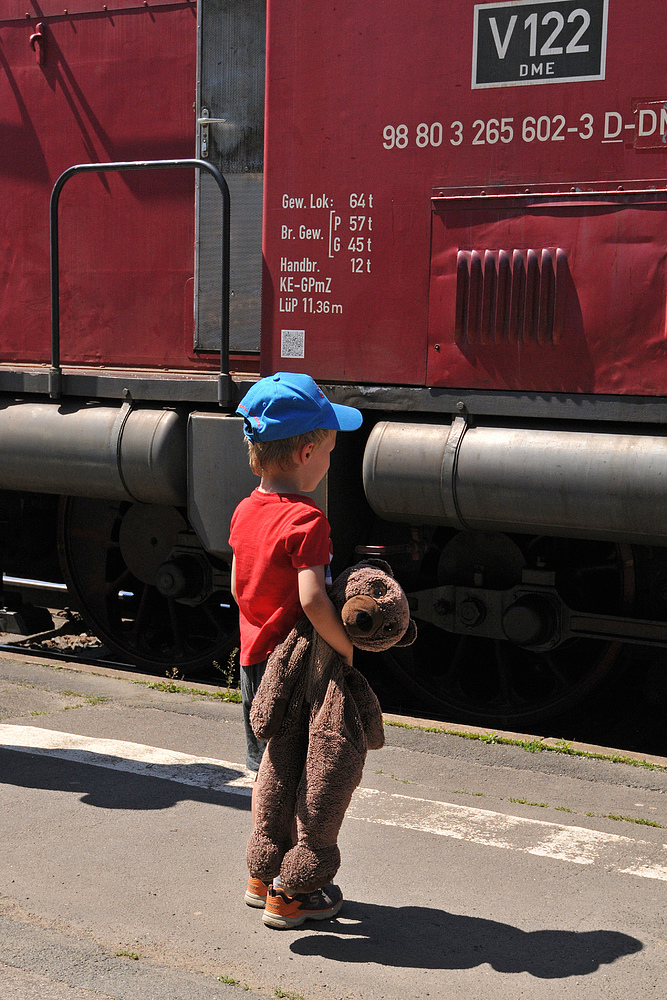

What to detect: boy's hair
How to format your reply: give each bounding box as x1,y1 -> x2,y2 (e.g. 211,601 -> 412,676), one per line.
247,427 -> 332,475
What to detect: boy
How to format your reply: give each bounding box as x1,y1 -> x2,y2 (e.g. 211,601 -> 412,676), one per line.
229,371 -> 362,928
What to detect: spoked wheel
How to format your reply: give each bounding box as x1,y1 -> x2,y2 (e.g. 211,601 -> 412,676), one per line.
57,497 -> 238,676
383,533 -> 635,727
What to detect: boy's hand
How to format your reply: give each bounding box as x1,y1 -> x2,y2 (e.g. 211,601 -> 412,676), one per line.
297,565 -> 354,665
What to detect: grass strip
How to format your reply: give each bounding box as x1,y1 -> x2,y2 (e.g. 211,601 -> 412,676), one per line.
132,678 -> 242,703
383,720 -> 666,772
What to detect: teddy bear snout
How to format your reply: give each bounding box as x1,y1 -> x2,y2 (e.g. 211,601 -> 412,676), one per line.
355,609 -> 374,632
342,595 -> 383,638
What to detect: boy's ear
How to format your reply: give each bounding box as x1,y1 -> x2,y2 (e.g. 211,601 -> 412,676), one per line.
297,441 -> 314,465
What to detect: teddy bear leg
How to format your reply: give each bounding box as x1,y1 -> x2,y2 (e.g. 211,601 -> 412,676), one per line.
246,729 -> 307,882
279,731 -> 364,894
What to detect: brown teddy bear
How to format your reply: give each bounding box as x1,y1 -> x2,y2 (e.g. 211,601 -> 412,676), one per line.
246,559 -> 416,894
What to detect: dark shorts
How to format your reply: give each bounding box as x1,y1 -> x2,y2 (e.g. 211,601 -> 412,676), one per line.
240,659 -> 268,772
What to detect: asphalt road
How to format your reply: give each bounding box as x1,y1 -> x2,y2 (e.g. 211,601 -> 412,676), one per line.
0,653 -> 665,1000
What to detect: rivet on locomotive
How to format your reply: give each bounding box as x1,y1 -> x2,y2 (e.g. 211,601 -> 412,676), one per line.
1,0 -> 666,726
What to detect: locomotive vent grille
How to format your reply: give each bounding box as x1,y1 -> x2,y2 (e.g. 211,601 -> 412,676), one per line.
455,248 -> 567,346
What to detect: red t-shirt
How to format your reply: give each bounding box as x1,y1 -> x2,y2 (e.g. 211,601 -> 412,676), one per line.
229,489 -> 332,666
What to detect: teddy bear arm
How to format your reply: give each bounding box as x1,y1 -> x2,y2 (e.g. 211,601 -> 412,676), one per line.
251,697 -> 288,740
345,668 -> 385,749
249,627 -> 312,739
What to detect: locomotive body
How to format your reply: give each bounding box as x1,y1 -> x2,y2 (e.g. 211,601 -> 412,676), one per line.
263,0 -> 666,397
2,1 -> 667,725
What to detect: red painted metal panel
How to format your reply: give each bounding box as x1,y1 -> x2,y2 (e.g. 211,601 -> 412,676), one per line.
0,3 -> 206,369
428,189 -> 667,393
262,1 -> 667,395
2,3 -> 191,20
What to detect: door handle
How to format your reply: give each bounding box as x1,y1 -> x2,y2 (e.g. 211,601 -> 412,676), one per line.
197,109 -> 228,158
29,22 -> 46,66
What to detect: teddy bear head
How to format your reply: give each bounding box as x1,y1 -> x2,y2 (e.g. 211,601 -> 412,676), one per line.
329,559 -> 417,652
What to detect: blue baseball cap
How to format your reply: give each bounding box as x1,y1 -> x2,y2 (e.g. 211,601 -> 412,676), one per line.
236,372 -> 363,442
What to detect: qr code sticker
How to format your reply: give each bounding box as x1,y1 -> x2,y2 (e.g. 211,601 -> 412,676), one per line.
281,329 -> 305,358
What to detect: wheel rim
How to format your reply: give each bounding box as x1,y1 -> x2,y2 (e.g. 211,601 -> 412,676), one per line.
382,534 -> 635,727
57,497 -> 238,676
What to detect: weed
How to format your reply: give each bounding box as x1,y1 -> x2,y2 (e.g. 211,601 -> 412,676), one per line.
600,813 -> 666,829
518,739 -> 545,753
60,692 -> 109,708
555,806 -> 572,813
275,989 -> 304,1000
146,681 -> 186,694
135,679 -> 242,703
452,790 -> 484,797
218,975 -> 246,987
29,711 -> 47,717
212,647 -> 241,689
479,731 -> 499,744
509,798 -> 547,807
115,950 -> 139,960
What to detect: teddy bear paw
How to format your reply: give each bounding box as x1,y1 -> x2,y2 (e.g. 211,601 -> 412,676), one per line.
246,831 -> 291,883
280,843 -> 341,895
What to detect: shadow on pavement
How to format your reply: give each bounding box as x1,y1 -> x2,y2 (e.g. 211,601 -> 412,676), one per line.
0,748 -> 251,811
290,900 -> 642,978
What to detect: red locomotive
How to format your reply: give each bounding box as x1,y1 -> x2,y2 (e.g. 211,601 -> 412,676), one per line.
2,0 -> 667,725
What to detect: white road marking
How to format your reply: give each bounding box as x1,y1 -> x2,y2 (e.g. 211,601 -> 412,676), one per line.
1,725 -> 665,882
349,789 -> 667,881
0,724 -> 255,795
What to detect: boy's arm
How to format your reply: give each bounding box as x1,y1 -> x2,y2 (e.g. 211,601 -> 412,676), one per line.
231,555 -> 237,603
298,565 -> 354,666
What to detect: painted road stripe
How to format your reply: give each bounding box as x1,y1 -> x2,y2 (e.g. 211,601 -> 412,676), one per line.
348,788 -> 667,881
1,725 -> 665,882
0,724 -> 255,795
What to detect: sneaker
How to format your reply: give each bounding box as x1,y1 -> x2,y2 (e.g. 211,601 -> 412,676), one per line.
244,876 -> 272,908
262,883 -> 343,929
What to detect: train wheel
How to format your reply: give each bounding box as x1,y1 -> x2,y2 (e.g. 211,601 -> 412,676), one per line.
57,497 -> 238,676
382,534 -> 635,727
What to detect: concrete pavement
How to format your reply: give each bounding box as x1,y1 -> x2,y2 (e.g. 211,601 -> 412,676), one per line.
0,653 -> 665,999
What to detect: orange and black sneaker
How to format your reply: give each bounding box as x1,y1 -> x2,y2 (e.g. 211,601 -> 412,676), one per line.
244,876 -> 272,908
262,883 -> 343,929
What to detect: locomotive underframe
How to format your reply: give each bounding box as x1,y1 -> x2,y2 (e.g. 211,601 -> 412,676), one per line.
2,378 -> 667,654
4,367 -> 667,424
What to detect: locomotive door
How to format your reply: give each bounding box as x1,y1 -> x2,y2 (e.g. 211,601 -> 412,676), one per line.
195,0 -> 266,354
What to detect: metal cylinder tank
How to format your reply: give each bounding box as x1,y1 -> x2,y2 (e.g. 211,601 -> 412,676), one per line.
363,418 -> 667,545
0,400 -> 186,505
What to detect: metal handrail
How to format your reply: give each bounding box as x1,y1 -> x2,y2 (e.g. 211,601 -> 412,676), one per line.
49,158 -> 231,405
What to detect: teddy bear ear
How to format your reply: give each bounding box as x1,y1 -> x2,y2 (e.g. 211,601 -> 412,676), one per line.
395,618 -> 417,646
357,557 -> 394,576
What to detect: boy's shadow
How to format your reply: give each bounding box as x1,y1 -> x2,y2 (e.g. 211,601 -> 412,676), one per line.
0,748 -> 251,812
290,900 -> 642,978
